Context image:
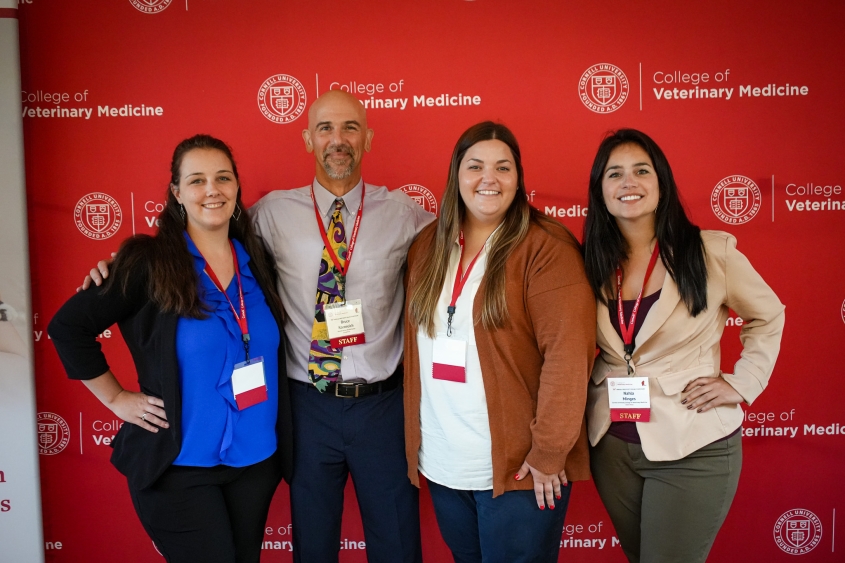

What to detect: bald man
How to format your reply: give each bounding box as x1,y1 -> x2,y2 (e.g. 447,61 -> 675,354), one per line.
252,90 -> 433,562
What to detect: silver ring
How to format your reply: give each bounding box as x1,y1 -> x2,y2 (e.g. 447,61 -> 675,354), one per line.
141,413 -> 147,421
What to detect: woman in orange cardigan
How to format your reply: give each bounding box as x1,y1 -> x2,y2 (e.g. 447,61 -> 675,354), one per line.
403,121 -> 596,563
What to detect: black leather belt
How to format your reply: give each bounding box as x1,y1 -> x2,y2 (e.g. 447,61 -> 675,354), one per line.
293,365 -> 402,398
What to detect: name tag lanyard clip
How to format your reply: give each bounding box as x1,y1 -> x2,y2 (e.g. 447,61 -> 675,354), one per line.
311,187 -> 364,300
616,242 -> 660,375
202,240 -> 252,363
447,231 -> 487,337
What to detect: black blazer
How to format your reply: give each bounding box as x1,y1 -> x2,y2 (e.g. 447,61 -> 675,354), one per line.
48,247 -> 293,490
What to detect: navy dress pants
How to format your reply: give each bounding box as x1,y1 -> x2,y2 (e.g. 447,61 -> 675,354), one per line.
289,380 -> 422,563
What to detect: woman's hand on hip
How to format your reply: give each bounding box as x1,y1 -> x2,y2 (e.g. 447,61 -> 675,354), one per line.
682,376 -> 744,412
82,372 -> 168,434
109,389 -> 169,433
515,460 -> 563,510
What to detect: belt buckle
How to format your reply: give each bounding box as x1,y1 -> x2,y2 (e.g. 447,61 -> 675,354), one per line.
334,382 -> 359,398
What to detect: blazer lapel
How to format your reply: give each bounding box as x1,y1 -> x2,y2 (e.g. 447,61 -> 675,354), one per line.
597,299 -> 625,361
634,271 -> 681,349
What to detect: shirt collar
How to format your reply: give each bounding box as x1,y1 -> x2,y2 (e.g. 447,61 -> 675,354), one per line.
312,178 -> 364,219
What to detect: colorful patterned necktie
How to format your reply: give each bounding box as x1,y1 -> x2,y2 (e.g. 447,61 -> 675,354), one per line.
308,198 -> 347,392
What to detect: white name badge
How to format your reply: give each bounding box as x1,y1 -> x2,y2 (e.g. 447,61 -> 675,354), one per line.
432,332 -> 467,383
324,299 -> 366,348
232,357 -> 268,411
607,377 -> 651,422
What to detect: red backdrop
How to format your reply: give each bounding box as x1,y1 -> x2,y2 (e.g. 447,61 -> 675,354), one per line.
17,0 -> 845,561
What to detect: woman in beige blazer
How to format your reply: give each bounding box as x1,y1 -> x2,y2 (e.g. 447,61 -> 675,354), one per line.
582,129 -> 784,563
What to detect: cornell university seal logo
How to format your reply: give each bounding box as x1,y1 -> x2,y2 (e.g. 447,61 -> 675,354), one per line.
74,192 -> 123,240
399,184 -> 438,215
258,75 -> 307,124
773,509 -> 822,554
578,64 -> 629,113
129,0 -> 172,13
711,175 -> 762,224
37,412 -> 70,455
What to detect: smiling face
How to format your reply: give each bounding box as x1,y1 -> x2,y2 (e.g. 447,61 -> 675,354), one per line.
302,90 -> 373,185
171,148 -> 239,234
601,143 -> 660,226
458,139 -> 519,228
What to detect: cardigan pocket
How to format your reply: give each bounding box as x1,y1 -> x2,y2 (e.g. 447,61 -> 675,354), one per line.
655,364 -> 717,396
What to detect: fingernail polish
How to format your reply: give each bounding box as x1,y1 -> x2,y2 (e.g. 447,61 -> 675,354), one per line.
550,505 -> 555,510
556,495 -> 561,500
539,505 -> 545,510
681,399 -> 687,404
514,474 -> 520,480
687,405 -> 692,410
697,409 -> 702,413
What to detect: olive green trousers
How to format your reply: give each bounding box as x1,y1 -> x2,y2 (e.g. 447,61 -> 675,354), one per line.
591,431 -> 742,563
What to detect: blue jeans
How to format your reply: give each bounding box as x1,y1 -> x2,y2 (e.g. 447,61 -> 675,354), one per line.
427,479 -> 571,563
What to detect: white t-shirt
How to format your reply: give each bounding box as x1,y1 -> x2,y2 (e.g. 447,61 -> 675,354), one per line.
417,236 -> 493,490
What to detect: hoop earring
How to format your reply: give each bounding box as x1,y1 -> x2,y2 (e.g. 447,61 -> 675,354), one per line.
233,203 -> 242,222
179,204 -> 186,224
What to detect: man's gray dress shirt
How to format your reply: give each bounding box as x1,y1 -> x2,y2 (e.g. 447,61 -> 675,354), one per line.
252,179 -> 434,384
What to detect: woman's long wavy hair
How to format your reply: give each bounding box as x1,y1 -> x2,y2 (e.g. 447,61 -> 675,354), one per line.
582,129 -> 708,316
408,121 -> 563,337
104,134 -> 283,319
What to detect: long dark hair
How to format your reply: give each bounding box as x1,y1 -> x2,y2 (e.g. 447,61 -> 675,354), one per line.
105,134 -> 283,319
582,129 -> 708,316
408,121 -> 564,336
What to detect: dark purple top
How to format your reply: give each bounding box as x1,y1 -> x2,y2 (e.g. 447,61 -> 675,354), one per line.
606,290 -> 662,444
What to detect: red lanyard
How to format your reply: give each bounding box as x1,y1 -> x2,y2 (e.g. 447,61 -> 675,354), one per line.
446,231 -> 486,336
310,186 -> 364,288
616,242 -> 660,363
202,240 -> 251,361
